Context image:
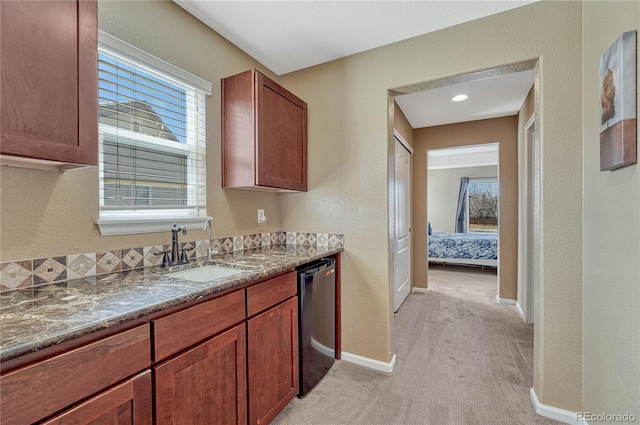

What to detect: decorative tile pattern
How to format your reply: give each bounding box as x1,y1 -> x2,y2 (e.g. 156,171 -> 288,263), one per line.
96,251 -> 122,275
67,253 -> 96,280
195,240 -> 209,259
0,261 -> 32,290
179,242 -> 196,260
143,245 -> 164,268
317,233 -> 329,247
296,233 -> 308,245
33,257 -> 67,285
222,238 -> 234,253
2,231 -> 344,290
306,233 -> 317,245
121,248 -> 144,271
233,236 -> 244,251
211,238 -> 222,253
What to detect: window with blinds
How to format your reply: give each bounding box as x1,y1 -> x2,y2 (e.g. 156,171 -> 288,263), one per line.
97,32 -> 210,221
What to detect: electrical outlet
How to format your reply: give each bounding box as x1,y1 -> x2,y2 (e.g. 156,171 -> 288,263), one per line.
257,209 -> 267,231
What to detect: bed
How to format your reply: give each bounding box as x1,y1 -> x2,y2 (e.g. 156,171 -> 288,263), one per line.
428,231 -> 498,268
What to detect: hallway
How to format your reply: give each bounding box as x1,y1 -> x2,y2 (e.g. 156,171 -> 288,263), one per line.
273,265 -> 560,424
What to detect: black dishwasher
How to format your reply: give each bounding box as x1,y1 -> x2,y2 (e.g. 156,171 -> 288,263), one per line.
296,258 -> 336,397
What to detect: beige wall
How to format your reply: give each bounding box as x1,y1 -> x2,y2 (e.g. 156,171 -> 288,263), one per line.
414,117 -> 518,301
280,0 -> 583,410
582,0 -> 640,418
0,0 -> 283,262
393,101 -> 414,148
427,165 -> 499,234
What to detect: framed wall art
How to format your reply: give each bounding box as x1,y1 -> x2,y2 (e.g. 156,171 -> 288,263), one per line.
599,30 -> 637,171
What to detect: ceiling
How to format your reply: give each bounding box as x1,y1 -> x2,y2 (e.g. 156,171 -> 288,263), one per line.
174,0 -> 537,128
395,69 -> 535,128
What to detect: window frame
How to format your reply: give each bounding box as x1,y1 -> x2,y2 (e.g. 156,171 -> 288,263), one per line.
466,177 -> 499,233
95,31 -> 212,236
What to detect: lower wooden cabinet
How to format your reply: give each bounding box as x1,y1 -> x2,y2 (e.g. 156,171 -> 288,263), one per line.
41,370 -> 152,425
0,324 -> 151,425
155,323 -> 247,425
1,266 -> 327,425
248,296 -> 299,425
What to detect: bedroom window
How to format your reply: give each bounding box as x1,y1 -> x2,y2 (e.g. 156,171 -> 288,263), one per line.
96,32 -> 212,236
468,179 -> 498,232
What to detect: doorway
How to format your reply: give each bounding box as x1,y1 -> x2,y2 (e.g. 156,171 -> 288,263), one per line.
390,61 -> 535,299
426,143 -> 500,297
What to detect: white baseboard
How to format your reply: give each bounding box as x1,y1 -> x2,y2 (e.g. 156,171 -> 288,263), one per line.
412,287 -> 429,293
341,351 -> 397,373
516,301 -> 525,320
530,387 -> 586,424
496,295 -> 516,305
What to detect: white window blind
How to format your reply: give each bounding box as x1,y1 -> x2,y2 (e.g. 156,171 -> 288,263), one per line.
97,32 -> 210,222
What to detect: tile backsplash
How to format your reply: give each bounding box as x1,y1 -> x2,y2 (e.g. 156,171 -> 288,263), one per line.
0,231 -> 344,291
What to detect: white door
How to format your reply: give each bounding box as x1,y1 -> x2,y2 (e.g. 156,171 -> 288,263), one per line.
394,135 -> 412,312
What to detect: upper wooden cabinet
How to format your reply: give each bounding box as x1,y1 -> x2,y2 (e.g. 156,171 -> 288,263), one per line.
222,69 -> 308,192
0,0 -> 98,169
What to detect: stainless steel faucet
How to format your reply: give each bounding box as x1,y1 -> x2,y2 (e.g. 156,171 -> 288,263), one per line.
203,219 -> 216,261
170,223 -> 187,266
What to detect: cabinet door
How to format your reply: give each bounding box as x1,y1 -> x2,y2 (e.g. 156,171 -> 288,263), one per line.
155,324 -> 247,425
41,371 -> 152,425
255,73 -> 307,191
0,0 -> 97,166
247,297 -> 299,425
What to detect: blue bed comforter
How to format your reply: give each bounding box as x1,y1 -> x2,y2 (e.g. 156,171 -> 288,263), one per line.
428,232 -> 498,260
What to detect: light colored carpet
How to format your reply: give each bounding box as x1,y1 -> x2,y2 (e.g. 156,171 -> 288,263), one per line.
271,264 -> 561,425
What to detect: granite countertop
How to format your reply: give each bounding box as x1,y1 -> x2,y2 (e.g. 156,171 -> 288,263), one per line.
0,244 -> 342,363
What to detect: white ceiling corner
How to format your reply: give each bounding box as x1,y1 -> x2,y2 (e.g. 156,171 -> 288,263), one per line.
173,0 -> 537,128
172,1 -> 538,76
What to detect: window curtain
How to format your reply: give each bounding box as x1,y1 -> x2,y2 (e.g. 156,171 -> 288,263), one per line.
455,177 -> 469,233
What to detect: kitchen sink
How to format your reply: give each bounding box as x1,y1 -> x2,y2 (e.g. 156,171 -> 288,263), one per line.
165,265 -> 245,282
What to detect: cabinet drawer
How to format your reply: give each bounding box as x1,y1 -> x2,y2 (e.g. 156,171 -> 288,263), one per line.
153,290 -> 246,361
0,324 -> 151,425
247,272 -> 296,317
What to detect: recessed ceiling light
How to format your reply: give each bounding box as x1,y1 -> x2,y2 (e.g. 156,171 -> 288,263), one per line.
451,94 -> 468,102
